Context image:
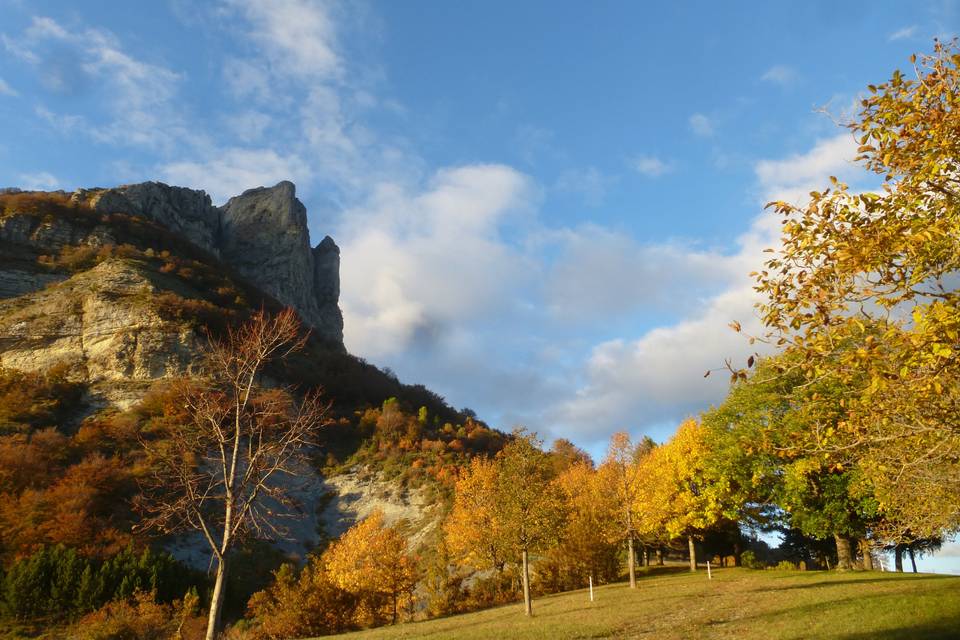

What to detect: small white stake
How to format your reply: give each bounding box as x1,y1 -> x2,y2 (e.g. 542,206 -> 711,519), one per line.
589,575 -> 594,601
707,561 -> 712,580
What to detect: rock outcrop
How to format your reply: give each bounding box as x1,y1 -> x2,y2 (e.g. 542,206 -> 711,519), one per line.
0,261 -> 198,408
22,180 -> 345,346
220,182 -> 343,343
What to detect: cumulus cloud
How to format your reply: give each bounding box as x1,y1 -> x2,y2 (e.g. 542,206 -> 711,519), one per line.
630,155 -> 671,177
689,113 -> 714,137
543,226 -> 737,321
548,218 -> 779,441
754,133 -> 859,203
547,133 -> 870,442
337,164 -> 538,358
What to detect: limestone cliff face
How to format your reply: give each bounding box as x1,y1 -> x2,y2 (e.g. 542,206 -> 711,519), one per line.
84,182 -> 222,256
62,180 -> 342,346
0,261 -> 198,408
220,182 -> 344,344
0,179 -> 344,403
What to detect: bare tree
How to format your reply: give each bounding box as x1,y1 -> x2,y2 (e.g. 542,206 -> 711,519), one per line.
136,308 -> 330,640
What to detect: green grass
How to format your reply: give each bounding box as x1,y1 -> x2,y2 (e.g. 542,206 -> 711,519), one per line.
328,567 -> 960,640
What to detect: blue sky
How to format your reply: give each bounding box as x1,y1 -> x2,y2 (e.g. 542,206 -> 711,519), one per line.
1,0 -> 959,569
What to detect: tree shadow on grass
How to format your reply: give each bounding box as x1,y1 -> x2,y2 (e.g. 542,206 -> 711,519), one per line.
836,618 -> 960,640
766,574 -> 956,591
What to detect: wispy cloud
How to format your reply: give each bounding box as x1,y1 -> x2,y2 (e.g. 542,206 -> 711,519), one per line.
225,0 -> 341,81
888,25 -> 918,41
0,77 -> 18,97
17,172 -> 60,190
4,15 -> 184,149
761,64 -> 798,87
554,167 -> 616,206
689,113 -> 714,137
630,154 -> 672,177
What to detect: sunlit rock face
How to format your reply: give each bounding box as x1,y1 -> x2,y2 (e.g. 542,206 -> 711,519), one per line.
76,180 -> 343,347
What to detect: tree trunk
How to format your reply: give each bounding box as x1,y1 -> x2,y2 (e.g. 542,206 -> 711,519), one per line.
733,541 -> 742,567
656,547 -> 664,566
909,547 -> 917,573
894,545 -> 904,572
860,539 -> 874,571
834,534 -> 853,571
627,535 -> 637,588
521,548 -> 532,616
205,556 -> 229,640
643,546 -> 650,567
688,535 -> 697,572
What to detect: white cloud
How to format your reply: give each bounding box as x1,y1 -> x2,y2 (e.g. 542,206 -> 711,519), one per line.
754,133 -> 858,203
888,25 -> 918,41
761,65 -> 798,87
547,133 -> 873,441
689,113 -> 714,137
17,172 -> 60,190
225,0 -> 341,80
6,16 -> 184,149
160,148 -> 310,203
548,216 -> 779,440
0,77 -> 18,97
630,154 -> 671,177
554,167 -> 615,206
544,226 -> 737,321
338,164 -> 537,358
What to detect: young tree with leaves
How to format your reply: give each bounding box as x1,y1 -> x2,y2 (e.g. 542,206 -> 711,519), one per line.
324,510 -> 418,625
495,430 -> 567,616
137,309 -> 330,640
598,432 -> 650,587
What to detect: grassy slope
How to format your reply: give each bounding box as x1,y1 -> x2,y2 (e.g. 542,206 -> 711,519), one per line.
330,568 -> 960,640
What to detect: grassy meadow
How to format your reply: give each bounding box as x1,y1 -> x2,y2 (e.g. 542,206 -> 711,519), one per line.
328,567 -> 960,640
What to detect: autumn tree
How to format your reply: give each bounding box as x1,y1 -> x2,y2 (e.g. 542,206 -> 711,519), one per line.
324,510 -> 418,626
701,356 -> 880,570
598,432 -> 648,588
639,420 -> 723,571
445,457 -> 508,574
446,430 -> 566,616
541,461 -> 620,592
494,431 -> 567,616
248,510 -> 416,638
136,308 -> 330,640
752,41 -> 960,538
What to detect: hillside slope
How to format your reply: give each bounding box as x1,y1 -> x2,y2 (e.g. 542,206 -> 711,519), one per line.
0,184 -> 505,571
332,568 -> 960,640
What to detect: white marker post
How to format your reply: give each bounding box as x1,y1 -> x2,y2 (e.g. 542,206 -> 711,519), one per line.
589,575 -> 594,602
707,561 -> 712,580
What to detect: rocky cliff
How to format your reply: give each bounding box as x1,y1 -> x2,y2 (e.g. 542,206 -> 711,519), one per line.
0,180 -> 344,407
86,180 -> 344,345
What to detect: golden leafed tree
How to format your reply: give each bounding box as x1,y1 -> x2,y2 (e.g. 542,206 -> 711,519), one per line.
753,41 -> 960,537
324,510 -> 418,626
445,456 -> 508,573
598,432 -> 649,588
